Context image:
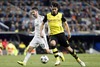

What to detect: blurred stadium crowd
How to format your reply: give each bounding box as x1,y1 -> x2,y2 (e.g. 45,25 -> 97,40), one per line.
0,0 -> 100,33
0,0 -> 100,55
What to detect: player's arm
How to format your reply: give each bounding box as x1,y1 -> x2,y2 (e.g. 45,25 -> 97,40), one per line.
40,15 -> 47,38
62,15 -> 71,39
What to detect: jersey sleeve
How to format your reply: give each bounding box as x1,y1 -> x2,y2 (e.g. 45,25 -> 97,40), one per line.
62,14 -> 66,22
43,15 -> 47,23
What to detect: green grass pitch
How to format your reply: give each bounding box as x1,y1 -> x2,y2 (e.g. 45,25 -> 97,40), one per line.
0,54 -> 100,67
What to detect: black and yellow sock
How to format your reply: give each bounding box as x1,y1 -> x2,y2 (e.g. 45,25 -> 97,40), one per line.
69,49 -> 78,60
52,48 -> 60,61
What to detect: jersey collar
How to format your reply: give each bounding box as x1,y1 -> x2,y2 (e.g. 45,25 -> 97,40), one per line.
51,12 -> 58,16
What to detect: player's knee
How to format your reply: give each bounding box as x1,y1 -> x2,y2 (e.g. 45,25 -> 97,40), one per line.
27,47 -> 34,53
50,40 -> 56,46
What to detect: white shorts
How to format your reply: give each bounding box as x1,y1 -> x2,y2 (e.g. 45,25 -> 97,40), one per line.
29,36 -> 49,49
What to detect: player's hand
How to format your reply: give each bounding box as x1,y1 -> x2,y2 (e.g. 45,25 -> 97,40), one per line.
67,34 -> 71,39
40,32 -> 44,38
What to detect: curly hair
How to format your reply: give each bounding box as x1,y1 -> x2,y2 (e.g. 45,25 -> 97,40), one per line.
51,1 -> 60,9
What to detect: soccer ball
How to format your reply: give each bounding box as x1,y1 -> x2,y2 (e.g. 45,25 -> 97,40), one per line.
40,55 -> 49,64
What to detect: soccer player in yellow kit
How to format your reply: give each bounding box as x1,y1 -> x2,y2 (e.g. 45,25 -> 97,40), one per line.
40,2 -> 86,66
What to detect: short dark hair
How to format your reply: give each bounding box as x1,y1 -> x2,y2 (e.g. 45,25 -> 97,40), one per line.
51,2 -> 60,9
32,7 -> 38,11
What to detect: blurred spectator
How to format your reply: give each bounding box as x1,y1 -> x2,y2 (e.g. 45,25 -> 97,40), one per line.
10,23 -> 16,31
15,22 -> 20,32
4,15 -> 11,30
18,41 -> 26,55
0,28 -> 2,32
0,39 -> 3,48
26,22 -> 34,33
0,39 -> 3,55
0,47 -> 3,55
19,23 -> 26,32
70,40 -> 86,53
6,41 -> 18,56
2,39 -> 8,49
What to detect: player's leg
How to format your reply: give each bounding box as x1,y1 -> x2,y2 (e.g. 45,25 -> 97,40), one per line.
66,46 -> 86,67
40,36 -> 64,66
50,40 -> 61,66
43,35 -> 53,54
40,37 -> 63,65
38,36 -> 52,54
17,37 -> 38,66
49,35 -> 65,66
58,33 -> 85,66
17,46 -> 34,66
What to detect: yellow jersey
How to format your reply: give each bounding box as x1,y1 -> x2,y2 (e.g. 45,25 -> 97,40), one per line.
46,12 -> 65,35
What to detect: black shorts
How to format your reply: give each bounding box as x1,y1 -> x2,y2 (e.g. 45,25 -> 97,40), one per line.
49,32 -> 69,47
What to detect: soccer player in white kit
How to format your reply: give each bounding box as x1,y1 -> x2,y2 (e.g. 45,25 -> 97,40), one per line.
17,7 -> 52,66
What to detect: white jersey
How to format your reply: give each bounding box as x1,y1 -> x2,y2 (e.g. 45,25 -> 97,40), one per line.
34,15 -> 45,37
29,15 -> 49,49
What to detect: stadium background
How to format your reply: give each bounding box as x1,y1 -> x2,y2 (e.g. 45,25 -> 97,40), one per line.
0,0 -> 100,55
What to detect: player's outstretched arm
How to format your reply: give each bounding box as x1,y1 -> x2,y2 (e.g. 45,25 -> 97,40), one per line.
64,21 -> 71,39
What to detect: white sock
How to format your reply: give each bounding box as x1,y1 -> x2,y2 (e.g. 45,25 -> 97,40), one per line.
23,52 -> 31,64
